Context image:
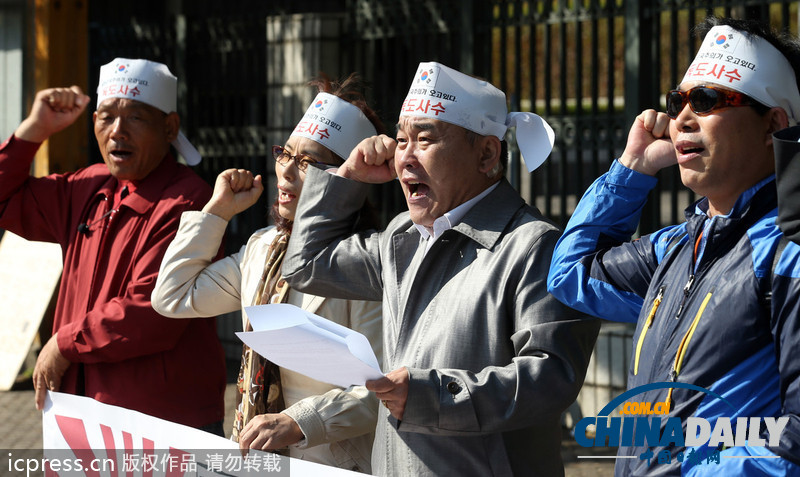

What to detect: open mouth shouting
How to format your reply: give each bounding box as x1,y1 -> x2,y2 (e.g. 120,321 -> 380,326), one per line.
405,180 -> 430,201
108,145 -> 134,162
278,186 -> 298,205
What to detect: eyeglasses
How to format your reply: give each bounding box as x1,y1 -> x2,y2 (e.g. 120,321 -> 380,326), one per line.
665,85 -> 754,119
272,145 -> 319,172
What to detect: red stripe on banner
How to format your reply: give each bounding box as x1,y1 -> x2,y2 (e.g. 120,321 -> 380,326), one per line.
167,447 -> 191,477
123,431 -> 134,477
44,460 -> 59,477
54,414 -> 101,477
100,424 -> 119,477
143,438 -> 154,477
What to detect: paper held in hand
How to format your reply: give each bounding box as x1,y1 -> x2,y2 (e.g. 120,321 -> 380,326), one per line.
237,303 -> 383,387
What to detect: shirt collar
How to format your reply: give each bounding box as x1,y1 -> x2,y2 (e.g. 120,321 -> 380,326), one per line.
693,174 -> 775,219
93,153 -> 180,215
413,182 -> 500,241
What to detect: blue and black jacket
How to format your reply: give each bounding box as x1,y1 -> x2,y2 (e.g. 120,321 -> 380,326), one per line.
548,160 -> 800,476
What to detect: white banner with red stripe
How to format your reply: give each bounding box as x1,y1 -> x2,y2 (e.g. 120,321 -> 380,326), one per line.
40,391 -> 359,476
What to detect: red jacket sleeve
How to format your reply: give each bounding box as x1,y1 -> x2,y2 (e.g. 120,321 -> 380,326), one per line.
0,135 -> 76,243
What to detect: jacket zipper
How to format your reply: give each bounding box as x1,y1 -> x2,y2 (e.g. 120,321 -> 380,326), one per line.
675,225 -> 705,318
674,274 -> 695,318
633,285 -> 665,375
666,288 -> 714,409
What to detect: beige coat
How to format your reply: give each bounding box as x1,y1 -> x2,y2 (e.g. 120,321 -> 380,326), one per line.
152,211 -> 382,473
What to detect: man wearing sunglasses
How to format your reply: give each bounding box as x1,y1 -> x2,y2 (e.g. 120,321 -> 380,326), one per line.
549,17 -> 800,476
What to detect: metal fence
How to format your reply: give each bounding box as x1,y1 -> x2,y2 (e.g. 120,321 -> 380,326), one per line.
479,1 -> 798,232
88,0 -> 800,239
85,0 -> 799,377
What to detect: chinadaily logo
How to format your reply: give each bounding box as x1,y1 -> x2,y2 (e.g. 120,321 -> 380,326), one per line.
574,383 -> 789,467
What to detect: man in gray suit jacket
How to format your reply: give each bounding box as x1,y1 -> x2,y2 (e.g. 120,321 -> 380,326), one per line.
283,61 -> 599,476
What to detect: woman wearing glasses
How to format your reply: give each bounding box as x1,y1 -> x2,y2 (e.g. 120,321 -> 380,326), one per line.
152,74 -> 384,473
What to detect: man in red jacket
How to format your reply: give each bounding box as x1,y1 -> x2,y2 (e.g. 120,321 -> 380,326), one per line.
0,58 -> 226,433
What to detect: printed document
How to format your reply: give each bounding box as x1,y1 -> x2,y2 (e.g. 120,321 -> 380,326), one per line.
236,303 -> 383,387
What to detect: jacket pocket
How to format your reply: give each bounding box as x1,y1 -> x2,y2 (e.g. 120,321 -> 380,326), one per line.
666,288 -> 714,408
634,286 -> 665,375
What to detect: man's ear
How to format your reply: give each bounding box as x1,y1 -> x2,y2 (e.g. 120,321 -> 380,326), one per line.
766,107 -> 790,147
165,112 -> 180,142
478,135 -> 502,174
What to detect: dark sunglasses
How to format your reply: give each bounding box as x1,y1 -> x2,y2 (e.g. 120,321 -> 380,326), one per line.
271,145 -> 319,172
665,85 -> 754,119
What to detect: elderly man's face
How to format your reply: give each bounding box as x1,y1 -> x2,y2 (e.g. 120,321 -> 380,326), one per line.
93,98 -> 178,181
669,81 -> 777,215
394,117 -> 494,228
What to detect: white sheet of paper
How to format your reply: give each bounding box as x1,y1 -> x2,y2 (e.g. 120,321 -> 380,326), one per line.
236,303 -> 383,387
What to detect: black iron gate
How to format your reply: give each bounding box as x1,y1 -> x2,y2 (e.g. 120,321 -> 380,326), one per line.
88,0 -> 800,238
479,1 -> 798,232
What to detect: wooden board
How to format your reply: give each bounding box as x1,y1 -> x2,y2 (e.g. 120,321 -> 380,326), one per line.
0,231 -> 62,390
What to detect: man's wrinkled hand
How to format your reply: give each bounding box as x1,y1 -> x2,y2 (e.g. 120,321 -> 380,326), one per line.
33,333 -> 71,411
366,367 -> 409,421
16,86 -> 90,144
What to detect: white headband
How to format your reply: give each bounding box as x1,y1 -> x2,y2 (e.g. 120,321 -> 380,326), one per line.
682,25 -> 800,125
290,93 -> 378,160
400,62 -> 555,172
97,58 -> 201,165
